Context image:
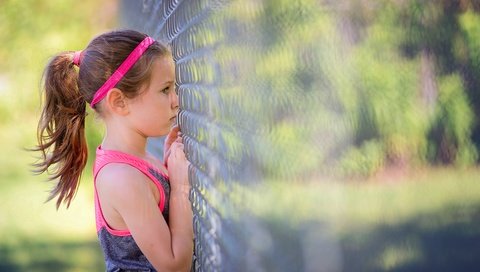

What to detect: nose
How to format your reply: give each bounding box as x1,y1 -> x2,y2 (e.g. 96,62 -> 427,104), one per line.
171,86 -> 179,110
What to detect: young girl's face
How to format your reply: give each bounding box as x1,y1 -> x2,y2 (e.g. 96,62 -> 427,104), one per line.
126,55 -> 178,137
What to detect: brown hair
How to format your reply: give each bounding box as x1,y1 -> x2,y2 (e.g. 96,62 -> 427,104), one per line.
32,30 -> 171,208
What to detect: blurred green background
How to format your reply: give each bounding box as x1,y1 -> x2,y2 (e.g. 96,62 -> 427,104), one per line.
0,1 -> 115,271
1,0 -> 480,271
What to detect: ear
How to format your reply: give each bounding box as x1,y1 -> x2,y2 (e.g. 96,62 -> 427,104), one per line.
105,88 -> 129,115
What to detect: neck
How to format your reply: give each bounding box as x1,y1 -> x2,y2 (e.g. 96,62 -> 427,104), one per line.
102,122 -> 148,158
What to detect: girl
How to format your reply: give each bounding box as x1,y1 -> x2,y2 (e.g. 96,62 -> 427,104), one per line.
33,30 -> 193,271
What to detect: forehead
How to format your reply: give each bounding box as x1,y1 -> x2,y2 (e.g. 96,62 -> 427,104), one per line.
149,56 -> 175,86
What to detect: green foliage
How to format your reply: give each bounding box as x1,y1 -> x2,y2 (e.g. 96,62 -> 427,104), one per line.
247,0 -> 479,178
352,30 -> 428,167
215,0 -> 479,179
339,140 -> 384,177
459,11 -> 480,73
0,0 -> 114,166
429,74 -> 478,166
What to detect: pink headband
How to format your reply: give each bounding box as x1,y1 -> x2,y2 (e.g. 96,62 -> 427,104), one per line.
90,36 -> 155,107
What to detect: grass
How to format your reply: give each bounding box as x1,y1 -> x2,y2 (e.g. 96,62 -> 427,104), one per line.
0,164 -> 104,272
248,168 -> 480,271
251,168 -> 480,229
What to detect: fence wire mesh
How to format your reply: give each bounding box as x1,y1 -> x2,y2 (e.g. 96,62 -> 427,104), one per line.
121,1 -> 355,271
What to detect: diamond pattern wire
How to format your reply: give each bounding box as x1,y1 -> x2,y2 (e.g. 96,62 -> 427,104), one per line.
120,1 -> 343,271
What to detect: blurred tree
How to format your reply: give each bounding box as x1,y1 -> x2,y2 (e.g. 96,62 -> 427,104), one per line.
0,0 -> 116,180
398,0 -> 479,165
230,0 -> 480,178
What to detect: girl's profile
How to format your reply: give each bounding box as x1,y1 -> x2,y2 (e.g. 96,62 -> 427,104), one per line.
33,29 -> 193,271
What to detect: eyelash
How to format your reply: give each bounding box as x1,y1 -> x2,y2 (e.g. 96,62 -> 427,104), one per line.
161,85 -> 178,95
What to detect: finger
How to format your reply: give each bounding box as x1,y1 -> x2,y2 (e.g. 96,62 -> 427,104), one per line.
163,149 -> 171,163
170,142 -> 181,152
170,143 -> 185,158
164,126 -> 180,161
165,126 -> 179,143
173,142 -> 184,148
176,144 -> 184,152
165,125 -> 180,145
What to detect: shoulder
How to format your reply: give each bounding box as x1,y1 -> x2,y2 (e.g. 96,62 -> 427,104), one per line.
96,163 -> 156,205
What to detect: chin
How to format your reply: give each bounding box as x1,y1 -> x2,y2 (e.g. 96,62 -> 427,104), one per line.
156,126 -> 171,137
153,131 -> 169,137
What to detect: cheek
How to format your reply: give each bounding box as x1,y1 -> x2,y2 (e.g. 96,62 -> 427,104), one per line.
148,102 -> 174,132
137,113 -> 170,137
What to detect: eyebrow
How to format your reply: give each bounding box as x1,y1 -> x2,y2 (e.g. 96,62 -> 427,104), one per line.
162,80 -> 174,86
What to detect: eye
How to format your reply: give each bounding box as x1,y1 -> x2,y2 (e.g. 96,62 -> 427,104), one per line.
161,87 -> 170,94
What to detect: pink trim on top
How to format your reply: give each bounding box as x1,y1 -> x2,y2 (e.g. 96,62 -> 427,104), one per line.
93,146 -> 169,236
90,36 -> 155,107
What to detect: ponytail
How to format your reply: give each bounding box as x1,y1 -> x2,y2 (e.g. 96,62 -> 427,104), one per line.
33,52 -> 88,209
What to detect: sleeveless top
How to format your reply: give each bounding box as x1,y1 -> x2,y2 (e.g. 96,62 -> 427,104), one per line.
93,146 -> 170,272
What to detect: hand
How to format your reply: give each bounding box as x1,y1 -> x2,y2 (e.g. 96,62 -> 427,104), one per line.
163,125 -> 181,166
167,141 -> 190,191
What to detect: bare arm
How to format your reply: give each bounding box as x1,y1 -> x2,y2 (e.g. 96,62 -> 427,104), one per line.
166,141 -> 194,270
96,143 -> 193,272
